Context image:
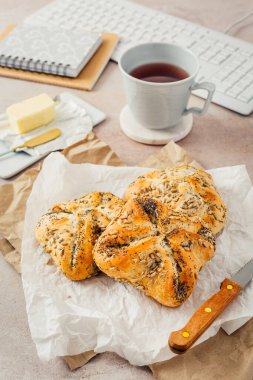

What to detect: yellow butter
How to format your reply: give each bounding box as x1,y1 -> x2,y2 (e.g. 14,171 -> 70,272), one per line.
7,93 -> 55,134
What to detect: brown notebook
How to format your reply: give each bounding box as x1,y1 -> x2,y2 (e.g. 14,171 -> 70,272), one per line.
0,24 -> 119,90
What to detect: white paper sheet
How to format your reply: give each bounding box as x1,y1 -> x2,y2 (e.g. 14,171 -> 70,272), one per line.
21,153 -> 253,365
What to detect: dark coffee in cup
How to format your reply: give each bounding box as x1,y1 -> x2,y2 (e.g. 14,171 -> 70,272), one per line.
129,62 -> 189,83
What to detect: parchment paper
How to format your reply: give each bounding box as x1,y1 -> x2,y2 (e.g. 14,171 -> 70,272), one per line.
21,153 -> 253,366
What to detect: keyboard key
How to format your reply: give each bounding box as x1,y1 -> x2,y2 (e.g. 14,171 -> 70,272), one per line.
241,73 -> 253,84
237,77 -> 251,88
210,57 -> 221,65
182,28 -> 191,35
240,50 -> 252,58
231,56 -> 246,64
237,94 -> 251,103
210,54 -> 229,65
226,73 -> 243,87
194,42 -> 208,51
208,46 -> 221,55
214,70 -> 228,81
238,85 -> 253,102
216,41 -> 226,48
225,45 -> 238,52
209,78 -> 222,86
191,31 -> 204,39
226,86 -> 243,98
236,65 -> 251,75
192,50 -> 205,57
216,82 -> 231,93
236,81 -> 251,93
173,35 -> 195,48
241,62 -> 253,72
205,38 -> 216,45
200,51 -> 216,61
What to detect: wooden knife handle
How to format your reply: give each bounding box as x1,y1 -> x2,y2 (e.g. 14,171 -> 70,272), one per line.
168,278 -> 241,353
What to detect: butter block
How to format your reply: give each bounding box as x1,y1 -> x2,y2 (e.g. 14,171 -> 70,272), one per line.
7,93 -> 55,134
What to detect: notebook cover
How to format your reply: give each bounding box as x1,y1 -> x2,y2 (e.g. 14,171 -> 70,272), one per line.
0,24 -> 119,90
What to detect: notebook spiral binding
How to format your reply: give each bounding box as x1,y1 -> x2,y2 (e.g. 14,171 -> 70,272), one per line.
0,54 -> 70,76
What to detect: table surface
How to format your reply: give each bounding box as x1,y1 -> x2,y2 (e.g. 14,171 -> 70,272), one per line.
0,0 -> 252,379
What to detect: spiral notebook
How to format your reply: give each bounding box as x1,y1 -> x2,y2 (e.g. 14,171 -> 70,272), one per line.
0,24 -> 102,78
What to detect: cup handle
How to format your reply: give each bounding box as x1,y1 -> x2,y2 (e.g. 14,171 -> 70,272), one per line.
184,82 -> 216,116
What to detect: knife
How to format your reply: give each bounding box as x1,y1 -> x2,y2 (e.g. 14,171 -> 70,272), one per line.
0,128 -> 61,158
168,258 -> 253,353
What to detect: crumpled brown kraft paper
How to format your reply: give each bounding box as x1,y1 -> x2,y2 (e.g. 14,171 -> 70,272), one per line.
149,319 -> 253,380
0,132 -> 252,379
140,140 -> 202,170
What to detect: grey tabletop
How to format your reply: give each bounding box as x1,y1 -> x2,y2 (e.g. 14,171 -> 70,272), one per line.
0,0 -> 252,379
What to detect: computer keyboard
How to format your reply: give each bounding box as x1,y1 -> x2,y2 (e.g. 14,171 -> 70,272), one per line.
25,0 -> 253,115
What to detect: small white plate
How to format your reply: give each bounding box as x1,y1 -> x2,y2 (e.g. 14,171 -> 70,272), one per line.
120,105 -> 193,145
0,93 -> 106,179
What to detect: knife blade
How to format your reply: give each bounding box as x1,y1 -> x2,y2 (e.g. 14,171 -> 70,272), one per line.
168,258 -> 253,353
231,258 -> 253,288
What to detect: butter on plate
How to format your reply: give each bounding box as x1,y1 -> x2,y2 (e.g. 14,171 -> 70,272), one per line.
6,93 -> 55,134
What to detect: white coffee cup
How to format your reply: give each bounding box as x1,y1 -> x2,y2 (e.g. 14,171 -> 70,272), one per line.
119,43 -> 215,130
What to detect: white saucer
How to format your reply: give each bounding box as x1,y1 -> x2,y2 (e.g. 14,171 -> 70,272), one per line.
120,106 -> 193,145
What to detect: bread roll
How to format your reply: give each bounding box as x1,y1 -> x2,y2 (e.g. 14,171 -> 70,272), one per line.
125,165 -> 226,234
93,197 -> 215,307
35,192 -> 125,281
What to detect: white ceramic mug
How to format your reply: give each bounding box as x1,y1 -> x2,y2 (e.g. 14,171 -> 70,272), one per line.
119,43 -> 215,130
